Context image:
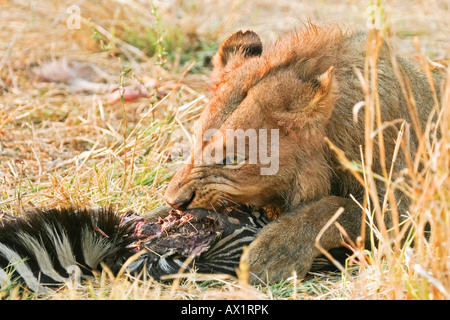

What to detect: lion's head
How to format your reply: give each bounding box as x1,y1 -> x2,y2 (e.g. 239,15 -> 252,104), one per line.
165,27 -> 344,216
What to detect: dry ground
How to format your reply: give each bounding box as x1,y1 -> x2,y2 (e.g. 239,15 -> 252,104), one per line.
0,0 -> 449,299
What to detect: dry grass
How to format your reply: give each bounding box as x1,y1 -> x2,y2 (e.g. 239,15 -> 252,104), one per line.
0,0 -> 449,299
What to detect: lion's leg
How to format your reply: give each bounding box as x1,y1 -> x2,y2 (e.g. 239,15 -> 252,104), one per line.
244,196 -> 363,284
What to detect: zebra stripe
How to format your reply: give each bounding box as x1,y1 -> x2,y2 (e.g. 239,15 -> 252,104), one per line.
0,267 -> 11,288
204,234 -> 255,259
1,205 -> 345,293
125,209 -> 272,280
0,207 -> 136,293
0,242 -> 51,293
190,213 -> 269,274
165,214 -> 268,276
81,226 -> 117,269
44,224 -> 78,270
16,232 -> 66,283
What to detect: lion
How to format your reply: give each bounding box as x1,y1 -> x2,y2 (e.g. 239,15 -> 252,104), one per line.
162,24 -> 441,283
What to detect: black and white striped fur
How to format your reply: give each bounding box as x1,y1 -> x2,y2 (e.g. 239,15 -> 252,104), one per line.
127,210 -> 271,279
0,207 -> 344,293
0,207 -> 270,292
128,210 -> 347,280
0,207 -> 136,293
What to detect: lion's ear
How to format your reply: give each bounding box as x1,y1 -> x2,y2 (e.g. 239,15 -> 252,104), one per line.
277,67 -> 336,136
212,30 -> 262,74
294,66 -> 337,127
316,66 -> 334,94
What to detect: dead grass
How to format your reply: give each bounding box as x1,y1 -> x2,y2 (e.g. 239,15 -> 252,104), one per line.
0,0 -> 449,300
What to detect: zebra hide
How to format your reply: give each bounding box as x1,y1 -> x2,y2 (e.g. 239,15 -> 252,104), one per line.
0,206 -> 269,292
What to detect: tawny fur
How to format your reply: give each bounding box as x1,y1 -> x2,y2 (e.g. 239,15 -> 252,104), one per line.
164,24 -> 441,283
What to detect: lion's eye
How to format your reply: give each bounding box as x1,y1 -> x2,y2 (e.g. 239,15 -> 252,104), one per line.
223,153 -> 245,166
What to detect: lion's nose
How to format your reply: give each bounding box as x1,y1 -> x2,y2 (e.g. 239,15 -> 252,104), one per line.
166,191 -> 195,211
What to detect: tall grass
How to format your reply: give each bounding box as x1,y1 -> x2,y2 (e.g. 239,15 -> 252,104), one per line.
356,57 -> 449,299
324,21 -> 449,298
